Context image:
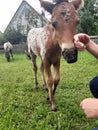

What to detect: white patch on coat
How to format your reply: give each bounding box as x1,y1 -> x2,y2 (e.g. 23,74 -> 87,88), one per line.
27,27 -> 50,59
4,41 -> 13,51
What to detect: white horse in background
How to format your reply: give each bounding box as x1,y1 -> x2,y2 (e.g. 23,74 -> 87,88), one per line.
4,41 -> 13,61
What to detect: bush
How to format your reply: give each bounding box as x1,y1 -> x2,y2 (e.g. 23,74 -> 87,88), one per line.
0,33 -> 7,45
4,29 -> 27,44
77,0 -> 98,35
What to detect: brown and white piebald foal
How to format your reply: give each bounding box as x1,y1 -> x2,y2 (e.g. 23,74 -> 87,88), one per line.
27,0 -> 84,111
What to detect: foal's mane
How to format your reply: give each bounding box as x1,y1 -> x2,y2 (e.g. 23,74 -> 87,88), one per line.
53,0 -> 69,4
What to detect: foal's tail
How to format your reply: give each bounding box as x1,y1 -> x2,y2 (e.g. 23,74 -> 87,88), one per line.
25,49 -> 31,60
25,41 -> 31,60
26,33 -> 32,60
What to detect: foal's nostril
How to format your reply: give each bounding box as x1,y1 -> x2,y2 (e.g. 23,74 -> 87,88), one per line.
62,50 -> 67,58
62,50 -> 65,56
62,48 -> 68,55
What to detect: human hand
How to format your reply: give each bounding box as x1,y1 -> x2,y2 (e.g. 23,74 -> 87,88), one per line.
80,98 -> 98,119
74,33 -> 90,51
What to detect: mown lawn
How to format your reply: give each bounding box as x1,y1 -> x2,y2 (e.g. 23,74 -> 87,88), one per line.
0,51 -> 98,130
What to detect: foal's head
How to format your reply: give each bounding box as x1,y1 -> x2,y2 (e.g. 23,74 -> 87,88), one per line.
39,0 -> 84,63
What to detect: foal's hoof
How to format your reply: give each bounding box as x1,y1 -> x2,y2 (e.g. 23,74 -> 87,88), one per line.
43,85 -> 48,92
34,83 -> 38,89
47,97 -> 49,101
34,86 -> 39,89
51,106 -> 57,111
44,87 -> 48,92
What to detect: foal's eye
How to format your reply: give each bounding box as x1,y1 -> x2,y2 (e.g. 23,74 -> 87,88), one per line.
52,21 -> 57,29
61,12 -> 66,17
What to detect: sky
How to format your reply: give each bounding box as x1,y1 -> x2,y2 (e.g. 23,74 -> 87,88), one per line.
0,0 -> 46,32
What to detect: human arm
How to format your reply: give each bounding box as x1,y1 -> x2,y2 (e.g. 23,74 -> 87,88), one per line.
80,98 -> 98,119
74,33 -> 98,59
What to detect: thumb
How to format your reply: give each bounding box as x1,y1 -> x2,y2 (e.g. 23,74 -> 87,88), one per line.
74,35 -> 79,43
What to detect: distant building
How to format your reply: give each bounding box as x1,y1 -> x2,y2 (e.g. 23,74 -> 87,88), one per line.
5,0 -> 48,35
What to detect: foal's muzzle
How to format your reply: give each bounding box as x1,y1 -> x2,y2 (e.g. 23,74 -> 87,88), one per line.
62,47 -> 78,63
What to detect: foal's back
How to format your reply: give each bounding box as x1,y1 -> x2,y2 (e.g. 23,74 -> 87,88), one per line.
27,24 -> 59,60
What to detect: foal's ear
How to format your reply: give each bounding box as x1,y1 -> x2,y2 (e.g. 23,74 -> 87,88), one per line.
71,0 -> 84,10
39,0 -> 55,14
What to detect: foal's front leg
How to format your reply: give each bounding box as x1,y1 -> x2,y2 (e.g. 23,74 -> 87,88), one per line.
44,63 -> 57,111
53,63 -> 60,95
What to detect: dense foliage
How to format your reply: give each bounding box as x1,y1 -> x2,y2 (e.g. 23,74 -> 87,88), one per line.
0,29 -> 26,45
77,0 -> 98,35
0,33 -> 7,44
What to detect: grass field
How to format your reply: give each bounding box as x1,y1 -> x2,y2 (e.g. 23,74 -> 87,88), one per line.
0,51 -> 98,130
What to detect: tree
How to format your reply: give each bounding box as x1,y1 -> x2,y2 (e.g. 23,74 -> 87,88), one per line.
3,28 -> 26,44
77,0 -> 98,35
0,33 -> 7,45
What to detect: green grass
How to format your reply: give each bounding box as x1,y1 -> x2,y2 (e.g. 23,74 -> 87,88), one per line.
0,51 -> 98,130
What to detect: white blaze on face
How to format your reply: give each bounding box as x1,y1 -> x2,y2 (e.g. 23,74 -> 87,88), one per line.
61,42 -> 74,51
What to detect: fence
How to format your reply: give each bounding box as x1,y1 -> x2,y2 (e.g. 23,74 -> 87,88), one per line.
13,44 -> 27,53
90,36 -> 98,44
0,44 -> 27,53
0,36 -> 98,53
